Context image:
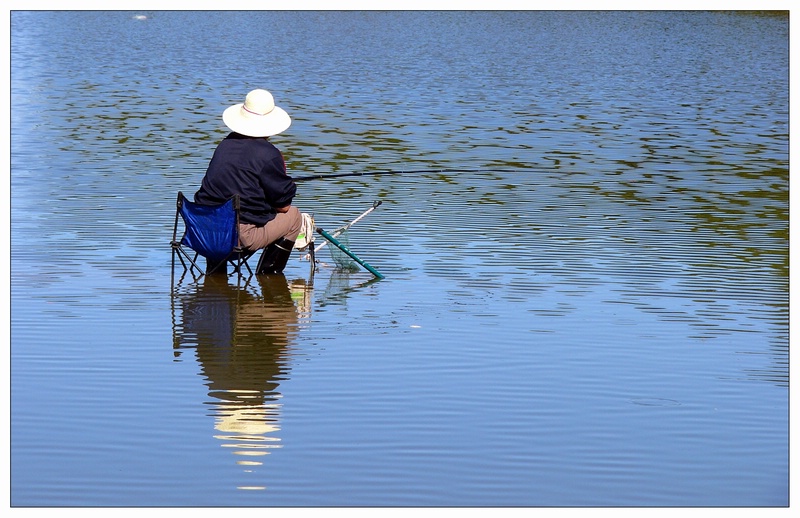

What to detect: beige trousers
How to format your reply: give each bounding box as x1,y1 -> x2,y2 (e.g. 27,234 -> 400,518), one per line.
238,206 -> 303,251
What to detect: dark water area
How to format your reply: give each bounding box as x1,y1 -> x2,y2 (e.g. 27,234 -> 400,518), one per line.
9,11 -> 788,507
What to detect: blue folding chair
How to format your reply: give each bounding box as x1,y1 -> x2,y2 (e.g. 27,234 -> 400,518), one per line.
171,191 -> 256,284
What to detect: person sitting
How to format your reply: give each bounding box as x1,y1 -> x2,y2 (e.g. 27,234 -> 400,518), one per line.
194,89 -> 302,275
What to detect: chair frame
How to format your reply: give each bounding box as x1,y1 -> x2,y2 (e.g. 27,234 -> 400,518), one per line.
170,191 -> 256,284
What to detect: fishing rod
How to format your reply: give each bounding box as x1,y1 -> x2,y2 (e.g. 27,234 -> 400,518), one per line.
293,168 -> 505,182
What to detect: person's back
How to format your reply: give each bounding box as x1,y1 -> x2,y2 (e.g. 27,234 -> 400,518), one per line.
196,133 -> 296,226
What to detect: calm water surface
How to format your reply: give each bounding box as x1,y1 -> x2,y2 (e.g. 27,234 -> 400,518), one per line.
10,11 -> 788,507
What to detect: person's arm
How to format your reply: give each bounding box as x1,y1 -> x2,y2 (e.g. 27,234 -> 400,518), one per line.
258,144 -> 296,212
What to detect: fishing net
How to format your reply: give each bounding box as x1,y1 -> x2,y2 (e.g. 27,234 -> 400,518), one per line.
327,229 -> 360,271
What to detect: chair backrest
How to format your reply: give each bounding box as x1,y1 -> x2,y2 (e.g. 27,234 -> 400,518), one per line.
178,192 -> 240,262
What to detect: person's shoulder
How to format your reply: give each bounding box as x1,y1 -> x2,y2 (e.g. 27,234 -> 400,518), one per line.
254,137 -> 283,154
219,133 -> 282,158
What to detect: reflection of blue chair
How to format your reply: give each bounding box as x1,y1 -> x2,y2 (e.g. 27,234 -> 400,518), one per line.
171,191 -> 255,283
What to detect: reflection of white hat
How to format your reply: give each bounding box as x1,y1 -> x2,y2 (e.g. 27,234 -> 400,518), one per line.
222,89 -> 292,137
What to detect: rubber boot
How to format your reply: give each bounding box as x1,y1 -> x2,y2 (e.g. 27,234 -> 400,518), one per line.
256,238 -> 295,275
205,258 -> 227,275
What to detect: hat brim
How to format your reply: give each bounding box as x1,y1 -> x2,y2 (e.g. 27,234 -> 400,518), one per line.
222,103 -> 292,137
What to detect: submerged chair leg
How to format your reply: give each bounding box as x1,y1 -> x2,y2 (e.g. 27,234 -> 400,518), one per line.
308,245 -> 315,283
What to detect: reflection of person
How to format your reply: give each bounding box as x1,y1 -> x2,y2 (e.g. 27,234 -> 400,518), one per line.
194,89 -> 302,275
173,274 -> 310,466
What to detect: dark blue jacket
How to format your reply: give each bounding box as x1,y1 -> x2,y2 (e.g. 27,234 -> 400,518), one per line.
194,133 -> 297,225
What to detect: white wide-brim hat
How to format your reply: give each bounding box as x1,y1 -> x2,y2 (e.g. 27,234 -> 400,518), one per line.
222,89 -> 292,137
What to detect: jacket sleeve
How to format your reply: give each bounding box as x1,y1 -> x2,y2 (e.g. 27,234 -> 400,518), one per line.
259,152 -> 297,209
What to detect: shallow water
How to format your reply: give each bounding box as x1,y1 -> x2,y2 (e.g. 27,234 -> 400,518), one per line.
10,10 -> 788,506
